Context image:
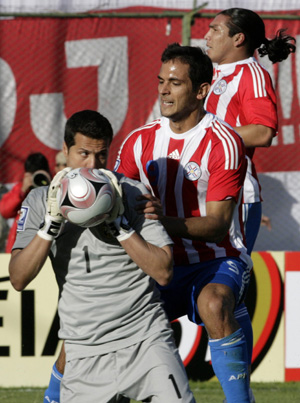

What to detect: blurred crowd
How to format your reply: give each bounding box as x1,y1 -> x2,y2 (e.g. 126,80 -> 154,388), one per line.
0,150 -> 67,253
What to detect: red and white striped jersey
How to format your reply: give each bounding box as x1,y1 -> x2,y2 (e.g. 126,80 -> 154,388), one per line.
204,57 -> 278,203
115,113 -> 250,266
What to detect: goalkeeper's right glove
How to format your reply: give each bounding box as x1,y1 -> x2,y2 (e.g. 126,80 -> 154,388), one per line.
37,167 -> 71,241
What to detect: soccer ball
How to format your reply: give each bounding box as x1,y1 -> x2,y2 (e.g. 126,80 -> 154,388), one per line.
57,167 -> 116,227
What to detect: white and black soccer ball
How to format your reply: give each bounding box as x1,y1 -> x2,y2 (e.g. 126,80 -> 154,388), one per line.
57,168 -> 116,227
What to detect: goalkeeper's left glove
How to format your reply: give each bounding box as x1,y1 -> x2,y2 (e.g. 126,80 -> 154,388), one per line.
107,214 -> 135,242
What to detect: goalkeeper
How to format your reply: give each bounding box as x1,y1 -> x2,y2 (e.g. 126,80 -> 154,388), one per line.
9,110 -> 195,403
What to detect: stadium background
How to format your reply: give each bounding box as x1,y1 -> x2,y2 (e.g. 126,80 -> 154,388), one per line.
0,0 -> 299,387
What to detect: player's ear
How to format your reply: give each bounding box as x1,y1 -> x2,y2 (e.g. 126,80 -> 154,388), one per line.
234,32 -> 246,47
197,82 -> 211,100
62,142 -> 68,158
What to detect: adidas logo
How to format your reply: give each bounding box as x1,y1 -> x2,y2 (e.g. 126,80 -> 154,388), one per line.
168,149 -> 180,159
228,373 -> 247,381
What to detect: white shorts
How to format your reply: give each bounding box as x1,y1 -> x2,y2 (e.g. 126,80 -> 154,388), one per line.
61,332 -> 195,403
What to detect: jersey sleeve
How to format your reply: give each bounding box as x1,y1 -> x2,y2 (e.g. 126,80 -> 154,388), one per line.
13,187 -> 47,250
206,125 -> 246,203
238,66 -> 278,130
114,132 -> 141,180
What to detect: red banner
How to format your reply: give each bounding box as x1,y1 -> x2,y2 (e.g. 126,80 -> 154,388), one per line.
0,15 -> 299,184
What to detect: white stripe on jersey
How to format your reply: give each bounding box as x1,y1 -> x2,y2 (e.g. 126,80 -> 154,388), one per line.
248,62 -> 267,98
212,120 -> 239,169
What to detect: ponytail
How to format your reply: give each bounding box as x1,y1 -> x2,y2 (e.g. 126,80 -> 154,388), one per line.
258,29 -> 296,63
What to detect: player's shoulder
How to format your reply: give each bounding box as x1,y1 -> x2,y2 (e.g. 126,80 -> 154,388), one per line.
239,57 -> 271,78
207,113 -> 243,141
123,118 -> 163,142
25,186 -> 48,204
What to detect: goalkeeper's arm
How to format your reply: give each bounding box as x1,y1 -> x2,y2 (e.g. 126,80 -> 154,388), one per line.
118,231 -> 173,287
9,168 -> 71,291
100,169 -> 173,286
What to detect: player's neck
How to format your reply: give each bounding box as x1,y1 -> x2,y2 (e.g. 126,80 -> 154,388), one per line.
168,110 -> 206,134
217,49 -> 251,65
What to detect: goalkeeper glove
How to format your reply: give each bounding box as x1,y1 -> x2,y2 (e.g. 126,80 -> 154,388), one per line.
107,214 -> 135,242
99,169 -> 125,222
38,167 -> 71,241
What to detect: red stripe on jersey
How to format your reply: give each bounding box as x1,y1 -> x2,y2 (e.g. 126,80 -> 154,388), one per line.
116,120 -> 161,182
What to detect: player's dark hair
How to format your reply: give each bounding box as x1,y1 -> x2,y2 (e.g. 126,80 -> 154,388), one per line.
161,43 -> 213,91
24,152 -> 50,174
64,110 -> 113,149
219,8 -> 296,63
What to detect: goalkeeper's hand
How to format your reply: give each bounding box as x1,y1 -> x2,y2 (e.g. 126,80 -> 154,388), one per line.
99,169 -> 125,223
38,167 -> 71,241
107,214 -> 135,242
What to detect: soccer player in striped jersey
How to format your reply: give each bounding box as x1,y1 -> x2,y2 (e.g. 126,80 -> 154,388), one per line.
115,43 -> 253,402
205,8 -> 295,254
204,9 -> 296,401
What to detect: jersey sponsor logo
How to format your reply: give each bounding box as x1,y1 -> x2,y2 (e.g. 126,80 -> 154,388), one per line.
146,160 -> 159,186
17,206 -> 29,231
113,158 -> 121,172
167,149 -> 180,160
213,79 -> 227,95
184,162 -> 201,181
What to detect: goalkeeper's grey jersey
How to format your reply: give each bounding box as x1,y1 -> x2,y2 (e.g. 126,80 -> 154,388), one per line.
14,174 -> 173,360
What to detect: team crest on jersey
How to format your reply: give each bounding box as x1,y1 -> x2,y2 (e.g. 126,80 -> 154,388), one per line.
17,206 -> 29,231
184,162 -> 201,181
213,79 -> 227,95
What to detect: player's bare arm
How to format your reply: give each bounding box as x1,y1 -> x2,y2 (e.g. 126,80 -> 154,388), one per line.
119,235 -> 173,286
9,237 -> 52,291
234,124 -> 275,148
9,168 -> 71,292
137,194 -> 235,243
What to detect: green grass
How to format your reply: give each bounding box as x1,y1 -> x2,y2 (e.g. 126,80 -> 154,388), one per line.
1,381 -> 300,402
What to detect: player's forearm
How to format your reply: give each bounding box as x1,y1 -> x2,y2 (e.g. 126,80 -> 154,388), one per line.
119,234 -> 173,286
161,215 -> 229,244
9,236 -> 52,291
234,124 -> 275,148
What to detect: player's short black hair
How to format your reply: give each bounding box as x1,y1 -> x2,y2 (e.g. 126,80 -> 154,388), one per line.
24,152 -> 50,174
219,8 -> 296,63
161,43 -> 213,92
64,110 -> 113,149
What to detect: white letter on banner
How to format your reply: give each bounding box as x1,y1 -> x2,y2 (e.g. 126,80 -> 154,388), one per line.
30,93 -> 66,150
0,58 -> 16,147
278,56 -> 294,144
65,37 -> 128,135
176,316 -> 200,363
